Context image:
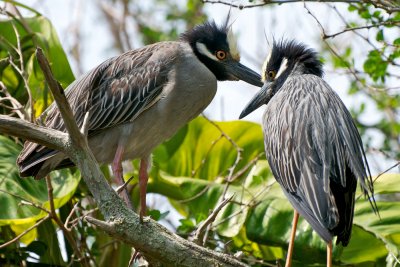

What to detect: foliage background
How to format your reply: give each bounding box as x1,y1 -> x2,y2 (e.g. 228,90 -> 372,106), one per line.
0,0 -> 399,266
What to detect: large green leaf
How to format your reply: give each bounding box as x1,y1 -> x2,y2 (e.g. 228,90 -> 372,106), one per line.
148,117 -> 266,228
153,116 -> 265,180
0,135 -> 80,242
0,15 -> 75,116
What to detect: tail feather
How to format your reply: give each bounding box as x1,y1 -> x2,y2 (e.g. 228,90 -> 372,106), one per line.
17,142 -> 68,179
330,165 -> 357,246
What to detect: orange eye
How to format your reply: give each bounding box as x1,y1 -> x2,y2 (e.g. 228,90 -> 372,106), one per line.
216,50 -> 226,60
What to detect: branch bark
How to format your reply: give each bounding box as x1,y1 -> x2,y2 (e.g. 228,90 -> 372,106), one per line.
0,47 -> 247,266
0,114 -> 68,151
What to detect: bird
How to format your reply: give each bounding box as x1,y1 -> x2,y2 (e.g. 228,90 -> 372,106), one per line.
239,40 -> 378,267
17,18 -> 263,221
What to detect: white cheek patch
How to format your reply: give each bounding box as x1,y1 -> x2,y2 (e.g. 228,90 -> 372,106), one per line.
261,51 -> 272,81
276,57 -> 288,79
227,29 -> 240,61
196,42 -> 218,61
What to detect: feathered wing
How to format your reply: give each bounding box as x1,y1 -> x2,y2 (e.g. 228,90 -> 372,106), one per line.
17,42 -> 178,178
263,75 -> 375,245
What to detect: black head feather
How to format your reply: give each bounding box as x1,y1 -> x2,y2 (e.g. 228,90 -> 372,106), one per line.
264,40 -> 324,79
180,19 -> 234,80
180,21 -> 229,51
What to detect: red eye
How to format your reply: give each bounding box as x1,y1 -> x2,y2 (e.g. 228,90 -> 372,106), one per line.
216,50 -> 226,60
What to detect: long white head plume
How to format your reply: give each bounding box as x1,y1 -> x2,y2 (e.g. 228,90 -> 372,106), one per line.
261,51 -> 272,81
227,28 -> 240,61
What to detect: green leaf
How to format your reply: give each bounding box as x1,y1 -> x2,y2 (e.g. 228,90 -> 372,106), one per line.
153,117 -> 264,180
0,136 -> 80,241
363,50 -> 388,82
348,4 -> 358,12
0,15 -> 75,115
376,29 -> 384,41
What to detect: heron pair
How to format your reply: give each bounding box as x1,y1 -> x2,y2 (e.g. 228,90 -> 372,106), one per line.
17,17 -> 376,266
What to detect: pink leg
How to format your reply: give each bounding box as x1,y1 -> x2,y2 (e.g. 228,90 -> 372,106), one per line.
112,145 -> 132,209
285,210 -> 299,267
139,158 -> 149,222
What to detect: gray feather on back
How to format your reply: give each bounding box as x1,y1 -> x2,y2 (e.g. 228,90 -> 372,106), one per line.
263,74 -> 374,244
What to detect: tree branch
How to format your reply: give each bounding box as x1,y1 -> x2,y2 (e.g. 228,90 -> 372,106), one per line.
202,0 -> 400,13
0,114 -> 68,151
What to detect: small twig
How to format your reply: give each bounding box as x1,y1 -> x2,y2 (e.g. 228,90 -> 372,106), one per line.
64,202 -> 80,230
84,216 -> 116,232
191,194 -> 234,245
128,248 -> 136,267
45,176 -> 90,267
202,224 -> 212,246
373,161 -> 400,183
191,135 -> 224,177
45,175 -> 57,215
68,207 -> 99,227
0,214 -> 50,249
10,17 -> 34,121
177,183 -> 214,203
202,0 -> 400,13
211,182 -> 275,230
229,153 -> 264,182
202,116 -> 243,196
323,20 -> 400,39
19,200 -> 49,213
0,189 -> 49,213
116,176 -> 135,194
0,82 -> 28,119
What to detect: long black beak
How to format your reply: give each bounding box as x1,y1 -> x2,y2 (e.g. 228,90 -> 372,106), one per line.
225,62 -> 263,87
239,81 -> 273,119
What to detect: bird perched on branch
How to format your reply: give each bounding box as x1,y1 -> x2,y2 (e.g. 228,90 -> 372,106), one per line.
17,18 -> 262,220
239,40 -> 378,267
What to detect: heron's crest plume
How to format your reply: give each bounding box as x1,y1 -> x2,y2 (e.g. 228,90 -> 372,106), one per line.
262,40 -> 323,81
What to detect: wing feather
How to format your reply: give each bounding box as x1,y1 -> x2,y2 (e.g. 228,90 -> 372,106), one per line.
39,43 -> 178,135
18,42 -> 179,176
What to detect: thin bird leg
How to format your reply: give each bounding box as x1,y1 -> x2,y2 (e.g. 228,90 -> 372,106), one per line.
327,241 -> 333,267
139,158 -> 149,222
112,145 -> 132,209
285,210 -> 299,267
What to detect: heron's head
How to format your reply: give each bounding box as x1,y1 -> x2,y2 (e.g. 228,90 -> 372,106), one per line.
180,17 -> 262,87
239,40 -> 323,119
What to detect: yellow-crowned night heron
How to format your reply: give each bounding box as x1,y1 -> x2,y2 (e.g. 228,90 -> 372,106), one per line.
17,18 -> 262,220
239,40 -> 377,267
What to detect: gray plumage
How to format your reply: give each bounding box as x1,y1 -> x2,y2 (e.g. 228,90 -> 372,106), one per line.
240,40 -> 377,246
18,20 -> 262,180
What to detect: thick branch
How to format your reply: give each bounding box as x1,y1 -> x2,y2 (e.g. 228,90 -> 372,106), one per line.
0,114 -> 68,151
